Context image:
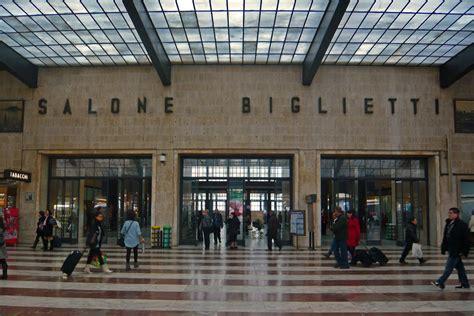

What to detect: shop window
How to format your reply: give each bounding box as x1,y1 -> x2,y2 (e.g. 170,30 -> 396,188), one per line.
0,100 -> 24,133
460,181 -> 474,224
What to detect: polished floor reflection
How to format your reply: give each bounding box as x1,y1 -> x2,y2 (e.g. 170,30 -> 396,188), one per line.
0,244 -> 472,315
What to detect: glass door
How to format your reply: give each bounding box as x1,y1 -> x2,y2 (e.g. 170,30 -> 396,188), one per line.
180,180 -> 198,245
48,179 -> 79,243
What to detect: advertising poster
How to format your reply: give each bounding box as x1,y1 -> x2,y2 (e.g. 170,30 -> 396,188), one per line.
228,180 -> 244,241
4,207 -> 19,245
290,210 -> 306,236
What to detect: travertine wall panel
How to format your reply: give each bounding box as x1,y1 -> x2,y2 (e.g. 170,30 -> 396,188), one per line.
0,65 -> 473,245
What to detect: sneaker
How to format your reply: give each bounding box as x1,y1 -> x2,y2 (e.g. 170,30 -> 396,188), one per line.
125,264 -> 131,271
133,262 -> 139,268
455,284 -> 470,289
431,281 -> 445,290
323,254 -> 330,259
399,261 -> 407,265
84,265 -> 92,274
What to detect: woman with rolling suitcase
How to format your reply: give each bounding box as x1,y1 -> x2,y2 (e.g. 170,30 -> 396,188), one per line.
84,210 -> 113,274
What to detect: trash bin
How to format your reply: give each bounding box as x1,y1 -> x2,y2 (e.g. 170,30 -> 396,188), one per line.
151,226 -> 160,248
163,225 -> 172,249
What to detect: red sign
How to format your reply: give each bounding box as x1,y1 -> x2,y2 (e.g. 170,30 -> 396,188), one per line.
4,207 -> 19,246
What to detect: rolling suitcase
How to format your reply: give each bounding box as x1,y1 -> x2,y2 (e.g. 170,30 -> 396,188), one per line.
368,247 -> 389,266
61,249 -> 86,277
52,235 -> 62,248
354,249 -> 373,267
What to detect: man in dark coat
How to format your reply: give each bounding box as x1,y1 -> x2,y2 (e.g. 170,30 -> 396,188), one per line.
399,217 -> 427,264
267,210 -> 282,251
332,206 -> 349,269
432,207 -> 470,290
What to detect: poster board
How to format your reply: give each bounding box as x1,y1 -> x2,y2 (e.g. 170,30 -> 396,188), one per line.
290,210 -> 306,236
4,207 -> 19,246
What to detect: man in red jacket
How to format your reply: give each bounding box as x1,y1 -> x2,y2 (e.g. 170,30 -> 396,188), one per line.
346,210 -> 360,265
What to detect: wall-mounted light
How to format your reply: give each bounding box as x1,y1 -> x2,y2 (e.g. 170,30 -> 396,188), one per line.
159,153 -> 167,164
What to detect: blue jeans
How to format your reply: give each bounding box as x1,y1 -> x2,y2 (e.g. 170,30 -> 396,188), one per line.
326,238 -> 336,255
437,255 -> 470,286
334,239 -> 349,267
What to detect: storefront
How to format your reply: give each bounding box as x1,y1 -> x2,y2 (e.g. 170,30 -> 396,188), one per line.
320,157 -> 428,246
47,157 -> 152,243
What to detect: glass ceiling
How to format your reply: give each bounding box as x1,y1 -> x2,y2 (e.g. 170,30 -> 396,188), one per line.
0,0 -> 472,67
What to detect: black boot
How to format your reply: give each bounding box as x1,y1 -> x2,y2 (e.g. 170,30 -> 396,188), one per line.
1,261 -> 7,280
42,238 -> 48,251
31,236 -> 39,249
48,240 -> 54,251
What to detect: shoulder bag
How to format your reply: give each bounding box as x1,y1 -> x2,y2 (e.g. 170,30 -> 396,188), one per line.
117,221 -> 134,247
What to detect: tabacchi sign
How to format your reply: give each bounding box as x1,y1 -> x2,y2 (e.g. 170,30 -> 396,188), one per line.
4,169 -> 31,183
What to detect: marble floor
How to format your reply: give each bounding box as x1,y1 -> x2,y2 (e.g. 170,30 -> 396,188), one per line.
0,243 -> 472,315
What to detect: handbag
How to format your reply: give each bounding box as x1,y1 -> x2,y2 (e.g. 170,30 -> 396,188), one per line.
411,242 -> 423,259
117,221 -> 133,247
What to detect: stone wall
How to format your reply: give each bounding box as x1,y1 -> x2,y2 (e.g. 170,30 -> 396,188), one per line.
0,65 -> 473,246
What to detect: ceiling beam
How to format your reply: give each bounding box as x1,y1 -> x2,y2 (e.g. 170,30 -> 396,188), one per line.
302,0 -> 349,86
0,41 -> 38,88
123,0 -> 171,85
440,44 -> 474,89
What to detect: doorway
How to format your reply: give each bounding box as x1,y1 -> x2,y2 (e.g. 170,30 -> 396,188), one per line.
179,157 -> 292,247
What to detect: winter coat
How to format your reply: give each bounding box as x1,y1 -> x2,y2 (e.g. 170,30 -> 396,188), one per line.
121,220 -> 141,248
267,214 -> 280,237
42,215 -> 56,238
0,226 -> 7,260
86,220 -> 104,249
212,212 -> 224,229
332,215 -> 348,241
346,217 -> 360,247
36,215 -> 46,235
228,217 -> 240,236
441,218 -> 470,257
405,222 -> 419,244
200,214 -> 212,230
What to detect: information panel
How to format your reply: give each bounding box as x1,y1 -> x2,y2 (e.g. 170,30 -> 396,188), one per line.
290,210 -> 306,236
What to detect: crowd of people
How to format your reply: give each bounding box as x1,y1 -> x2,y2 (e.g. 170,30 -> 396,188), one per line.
3,203 -> 467,287
322,206 -> 470,290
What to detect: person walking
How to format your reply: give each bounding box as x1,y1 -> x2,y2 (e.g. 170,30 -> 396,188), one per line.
332,207 -> 349,269
228,212 -> 240,249
267,210 -> 282,251
0,215 -> 8,279
323,211 -> 337,259
121,210 -> 145,271
432,207 -> 470,290
84,210 -> 113,274
200,210 -> 213,250
346,210 -> 360,265
41,209 -> 56,251
212,210 -> 224,245
31,211 -> 46,249
399,217 -> 427,264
